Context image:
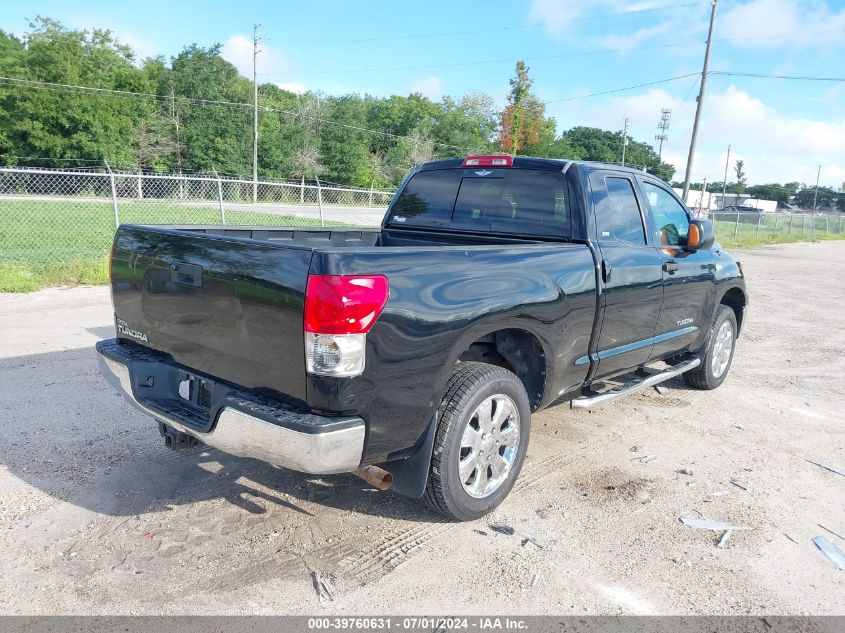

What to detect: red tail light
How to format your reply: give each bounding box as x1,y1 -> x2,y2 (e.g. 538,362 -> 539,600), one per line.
461,155 -> 513,168
304,275 -> 389,335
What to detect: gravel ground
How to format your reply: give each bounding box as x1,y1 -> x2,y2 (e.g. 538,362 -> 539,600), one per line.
0,241 -> 843,615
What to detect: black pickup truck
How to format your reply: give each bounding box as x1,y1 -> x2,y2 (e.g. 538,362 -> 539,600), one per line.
97,155 -> 747,520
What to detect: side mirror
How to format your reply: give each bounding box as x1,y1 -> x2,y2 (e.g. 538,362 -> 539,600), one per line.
687,218 -> 714,250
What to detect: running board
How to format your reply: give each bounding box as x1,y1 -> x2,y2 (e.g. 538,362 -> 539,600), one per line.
570,358 -> 701,409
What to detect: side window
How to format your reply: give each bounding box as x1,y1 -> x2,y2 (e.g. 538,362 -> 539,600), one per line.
597,177 -> 646,245
641,181 -> 690,246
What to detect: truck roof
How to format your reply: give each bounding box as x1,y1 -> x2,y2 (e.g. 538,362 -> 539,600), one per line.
417,156 -> 652,176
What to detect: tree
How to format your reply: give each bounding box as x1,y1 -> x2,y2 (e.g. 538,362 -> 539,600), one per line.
746,183 -> 791,205
559,126 -> 674,180
734,160 -> 747,194
498,61 -> 551,155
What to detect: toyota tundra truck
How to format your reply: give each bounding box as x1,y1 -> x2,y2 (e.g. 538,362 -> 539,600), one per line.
97,155 -> 747,520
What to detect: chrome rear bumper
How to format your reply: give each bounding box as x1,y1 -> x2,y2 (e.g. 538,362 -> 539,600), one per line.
97,347 -> 365,475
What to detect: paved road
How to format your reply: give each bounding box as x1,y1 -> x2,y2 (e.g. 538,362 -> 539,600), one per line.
0,241 -> 843,615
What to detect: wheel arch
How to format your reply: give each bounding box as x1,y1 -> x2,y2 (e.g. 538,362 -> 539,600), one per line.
717,286 -> 747,335
448,325 -> 549,411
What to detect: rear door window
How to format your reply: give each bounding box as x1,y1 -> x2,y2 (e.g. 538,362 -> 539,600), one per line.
596,177 -> 647,245
388,169 -> 569,236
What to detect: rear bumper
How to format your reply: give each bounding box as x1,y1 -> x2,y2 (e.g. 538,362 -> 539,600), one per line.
96,339 -> 365,474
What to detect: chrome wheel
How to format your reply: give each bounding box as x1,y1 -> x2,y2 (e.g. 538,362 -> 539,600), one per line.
711,320 -> 734,378
458,394 -> 521,499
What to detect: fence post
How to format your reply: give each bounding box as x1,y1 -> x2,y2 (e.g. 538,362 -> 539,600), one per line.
316,177 -> 325,227
137,168 -> 143,200
802,215 -> 807,235
212,169 -> 225,224
756,215 -> 762,238
368,178 -> 374,207
734,213 -> 740,239
300,175 -> 305,204
105,160 -> 120,228
825,215 -> 829,234
788,214 -> 793,235
774,215 -> 779,233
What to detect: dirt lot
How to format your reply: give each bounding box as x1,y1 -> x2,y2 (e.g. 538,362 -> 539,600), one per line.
1,241 -> 843,615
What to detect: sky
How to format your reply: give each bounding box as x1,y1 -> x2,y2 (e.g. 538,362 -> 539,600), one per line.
2,0 -> 844,188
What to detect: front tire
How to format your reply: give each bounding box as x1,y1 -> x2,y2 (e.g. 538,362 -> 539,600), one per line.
683,305 -> 737,390
423,362 -> 531,521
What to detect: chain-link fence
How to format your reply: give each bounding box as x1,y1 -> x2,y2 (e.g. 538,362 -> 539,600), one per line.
707,211 -> 845,242
0,166 -> 393,290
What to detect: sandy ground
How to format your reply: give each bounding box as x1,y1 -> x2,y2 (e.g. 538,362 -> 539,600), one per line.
0,241 -> 843,615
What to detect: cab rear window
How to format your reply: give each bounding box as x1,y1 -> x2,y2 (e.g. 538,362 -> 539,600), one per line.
388,169 -> 569,236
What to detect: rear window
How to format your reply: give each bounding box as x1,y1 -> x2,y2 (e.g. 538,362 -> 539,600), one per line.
388,169 -> 569,236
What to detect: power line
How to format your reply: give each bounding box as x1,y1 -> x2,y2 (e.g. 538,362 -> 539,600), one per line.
0,76 -> 470,151
259,42 -> 697,77
542,73 -> 701,104
260,29 -> 845,78
284,2 -> 701,45
711,71 -> 845,82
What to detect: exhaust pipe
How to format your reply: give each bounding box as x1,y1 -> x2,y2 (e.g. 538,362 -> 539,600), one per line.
353,465 -> 393,491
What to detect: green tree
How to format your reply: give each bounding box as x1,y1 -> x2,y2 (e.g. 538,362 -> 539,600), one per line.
498,61 -> 551,155
734,160 -> 747,194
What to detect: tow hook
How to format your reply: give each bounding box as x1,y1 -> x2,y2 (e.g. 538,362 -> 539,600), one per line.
158,422 -> 200,450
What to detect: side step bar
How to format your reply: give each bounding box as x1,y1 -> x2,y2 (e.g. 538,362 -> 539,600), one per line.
571,358 -> 701,409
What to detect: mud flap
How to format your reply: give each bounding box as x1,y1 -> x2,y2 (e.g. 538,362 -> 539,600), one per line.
377,416 -> 436,498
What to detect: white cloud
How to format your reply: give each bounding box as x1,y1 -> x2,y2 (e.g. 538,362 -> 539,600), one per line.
720,0 -> 845,49
121,32 -> 157,62
527,0 -> 588,37
276,82 -> 306,95
410,76 -> 445,100
221,34 -> 300,89
553,85 -> 845,186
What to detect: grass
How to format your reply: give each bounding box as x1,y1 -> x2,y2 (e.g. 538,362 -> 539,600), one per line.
0,199 -> 354,292
713,215 -> 845,249
2,199 -> 844,292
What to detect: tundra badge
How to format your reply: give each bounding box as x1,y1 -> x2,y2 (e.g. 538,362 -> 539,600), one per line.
116,318 -> 149,343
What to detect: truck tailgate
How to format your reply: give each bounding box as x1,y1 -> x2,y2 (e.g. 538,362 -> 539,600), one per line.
110,225 -> 312,401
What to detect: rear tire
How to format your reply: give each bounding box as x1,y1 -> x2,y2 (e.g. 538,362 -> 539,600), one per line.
683,305 -> 737,390
423,362 -> 531,521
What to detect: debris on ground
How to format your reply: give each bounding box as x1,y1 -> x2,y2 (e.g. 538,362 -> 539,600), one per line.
806,458 -> 845,478
311,571 -> 337,602
784,533 -> 799,545
677,468 -> 694,476
473,529 -> 488,536
817,524 -> 845,541
812,536 -> 845,570
632,455 -> 657,463
489,524 -> 515,536
730,479 -> 749,491
711,489 -> 731,497
629,445 -> 641,453
531,573 -> 542,587
521,537 -> 544,549
717,530 -> 733,548
679,516 -> 751,531
653,384 -> 670,395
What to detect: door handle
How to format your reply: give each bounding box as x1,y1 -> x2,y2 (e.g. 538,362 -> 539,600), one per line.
601,259 -> 612,283
663,260 -> 679,274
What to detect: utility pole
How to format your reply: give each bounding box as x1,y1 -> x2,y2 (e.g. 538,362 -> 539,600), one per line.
621,117 -> 629,166
812,164 -> 821,213
655,108 -> 671,160
721,144 -> 730,209
682,0 -> 718,202
252,23 -> 261,204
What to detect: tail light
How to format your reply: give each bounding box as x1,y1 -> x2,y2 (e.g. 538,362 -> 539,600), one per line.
304,275 -> 389,377
461,155 -> 513,168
